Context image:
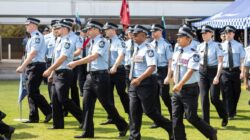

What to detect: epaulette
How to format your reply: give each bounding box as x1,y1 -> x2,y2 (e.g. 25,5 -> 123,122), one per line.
145,43 -> 152,50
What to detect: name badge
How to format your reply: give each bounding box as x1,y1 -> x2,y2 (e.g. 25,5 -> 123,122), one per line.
134,56 -> 143,63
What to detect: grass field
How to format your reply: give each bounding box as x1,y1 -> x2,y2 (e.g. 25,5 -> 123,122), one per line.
0,80 -> 250,140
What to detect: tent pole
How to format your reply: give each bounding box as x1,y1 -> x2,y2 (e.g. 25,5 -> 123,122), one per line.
244,26 -> 248,47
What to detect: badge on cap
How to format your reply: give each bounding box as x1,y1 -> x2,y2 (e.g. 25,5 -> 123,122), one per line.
147,50 -> 154,57
193,54 -> 200,62
64,42 -> 70,49
99,41 -> 105,48
35,38 -> 40,44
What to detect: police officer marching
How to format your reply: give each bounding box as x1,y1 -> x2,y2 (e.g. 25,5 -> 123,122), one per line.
197,25 -> 228,126
128,24 -> 173,140
220,25 -> 245,120
43,20 -> 83,129
16,17 -> 52,123
150,24 -> 173,128
172,26 -> 217,140
100,22 -> 129,125
44,20 -> 60,100
68,20 -> 128,138
124,26 -> 137,90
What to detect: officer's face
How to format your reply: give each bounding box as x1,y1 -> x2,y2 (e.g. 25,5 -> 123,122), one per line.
133,32 -> 146,44
177,36 -> 191,47
152,30 -> 161,39
220,34 -> 226,42
87,27 -> 99,38
25,23 -> 35,33
225,31 -> 235,40
104,29 -> 114,38
202,31 -> 213,42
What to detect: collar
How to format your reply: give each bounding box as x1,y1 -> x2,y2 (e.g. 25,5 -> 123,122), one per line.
30,30 -> 39,36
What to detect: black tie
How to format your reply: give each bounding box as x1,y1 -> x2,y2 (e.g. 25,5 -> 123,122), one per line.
203,43 -> 208,67
228,41 -> 233,69
130,40 -> 134,57
155,40 -> 158,50
108,39 -> 112,68
82,38 -> 86,58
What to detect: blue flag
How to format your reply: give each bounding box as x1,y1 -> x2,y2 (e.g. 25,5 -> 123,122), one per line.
18,73 -> 27,103
161,16 -> 167,39
75,11 -> 81,26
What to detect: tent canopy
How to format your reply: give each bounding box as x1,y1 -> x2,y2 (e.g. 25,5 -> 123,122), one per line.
193,0 -> 250,29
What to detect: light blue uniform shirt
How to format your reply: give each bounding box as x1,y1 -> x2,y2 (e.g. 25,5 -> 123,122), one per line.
132,41 -> 157,78
26,30 -> 46,62
172,45 -> 200,84
151,37 -> 173,67
197,39 -> 224,66
53,34 -> 74,70
88,35 -> 108,71
243,46 -> 250,66
221,40 -> 245,68
69,31 -> 83,60
125,39 -> 137,66
44,32 -> 56,59
108,35 -> 126,66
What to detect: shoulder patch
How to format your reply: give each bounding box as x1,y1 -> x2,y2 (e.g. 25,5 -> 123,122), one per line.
193,54 -> 200,62
99,41 -> 105,48
64,42 -> 70,49
35,38 -> 40,43
147,49 -> 154,57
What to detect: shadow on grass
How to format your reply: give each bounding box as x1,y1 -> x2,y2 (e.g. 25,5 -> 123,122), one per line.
11,123 -> 34,129
13,132 -> 38,139
218,126 -> 250,132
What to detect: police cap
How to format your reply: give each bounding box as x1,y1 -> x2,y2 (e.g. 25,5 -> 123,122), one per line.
25,17 -> 40,25
103,22 -> 118,30
223,25 -> 236,33
201,25 -> 214,33
176,26 -> 194,38
150,24 -> 164,32
132,24 -> 149,35
85,20 -> 103,30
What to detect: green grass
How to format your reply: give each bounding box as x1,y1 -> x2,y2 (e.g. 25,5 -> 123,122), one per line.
0,80 -> 250,140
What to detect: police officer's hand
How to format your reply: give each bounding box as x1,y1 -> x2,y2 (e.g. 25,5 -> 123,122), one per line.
43,69 -> 52,78
163,76 -> 171,85
213,76 -> 219,85
240,72 -> 244,80
67,62 -> 76,69
109,66 -> 117,74
172,83 -> 182,93
16,66 -> 25,73
48,74 -> 53,82
131,78 -> 141,87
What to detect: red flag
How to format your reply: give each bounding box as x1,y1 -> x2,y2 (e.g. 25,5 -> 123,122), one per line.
120,0 -> 130,30
82,38 -> 90,49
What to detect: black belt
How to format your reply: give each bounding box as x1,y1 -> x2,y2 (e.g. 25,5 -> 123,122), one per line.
55,69 -> 71,74
109,65 -> 124,69
222,67 -> 240,72
89,70 -> 108,75
28,62 -> 45,67
200,65 -> 217,69
182,82 -> 198,89
157,66 -> 168,70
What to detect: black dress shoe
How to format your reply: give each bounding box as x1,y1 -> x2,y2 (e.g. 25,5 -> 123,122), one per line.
0,112 -> 6,121
44,113 -> 52,123
22,120 -> 39,123
100,119 -> 114,125
221,118 -> 228,127
74,133 -> 94,138
150,123 -> 159,129
4,126 -> 15,140
248,100 -> 250,105
119,125 -> 129,137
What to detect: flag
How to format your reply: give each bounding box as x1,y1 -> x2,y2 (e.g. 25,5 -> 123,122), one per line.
120,0 -> 130,30
18,73 -> 27,103
75,11 -> 81,26
161,16 -> 167,39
